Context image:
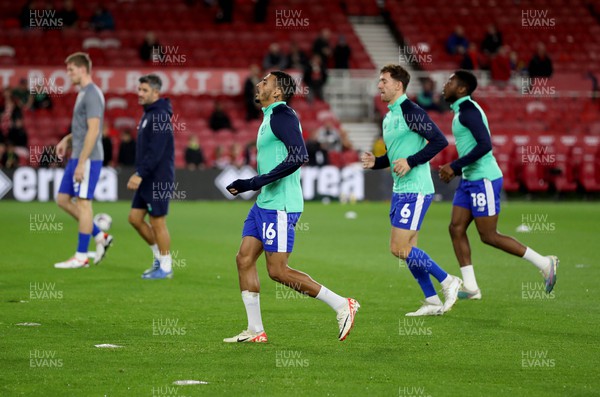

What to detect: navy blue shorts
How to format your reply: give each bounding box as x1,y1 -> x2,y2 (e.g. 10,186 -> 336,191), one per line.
453,177 -> 503,217
242,204 -> 301,253
131,181 -> 170,217
58,159 -> 102,200
389,193 -> 433,231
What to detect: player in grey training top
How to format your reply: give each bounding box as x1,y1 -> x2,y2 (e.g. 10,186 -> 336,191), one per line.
54,52 -> 113,269
71,82 -> 104,161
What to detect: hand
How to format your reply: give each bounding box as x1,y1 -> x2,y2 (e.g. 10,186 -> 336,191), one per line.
74,163 -> 85,183
55,137 -> 69,159
127,174 -> 142,190
392,158 -> 411,177
361,151 -> 375,169
226,178 -> 254,196
439,163 -> 455,183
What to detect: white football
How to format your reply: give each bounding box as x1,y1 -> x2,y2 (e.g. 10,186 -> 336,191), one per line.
94,213 -> 113,232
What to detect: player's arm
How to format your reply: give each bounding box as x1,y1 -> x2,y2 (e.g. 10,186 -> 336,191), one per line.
56,133 -> 72,159
227,108 -> 307,195
404,108 -> 448,168
361,151 -> 389,169
449,107 -> 492,175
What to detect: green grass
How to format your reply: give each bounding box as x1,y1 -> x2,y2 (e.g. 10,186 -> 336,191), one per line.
1,200 -> 599,396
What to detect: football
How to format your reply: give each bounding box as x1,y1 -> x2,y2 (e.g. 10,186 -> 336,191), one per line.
93,213 -> 113,232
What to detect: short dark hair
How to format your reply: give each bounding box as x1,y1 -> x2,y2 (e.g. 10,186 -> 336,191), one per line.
380,64 -> 410,91
65,52 -> 92,73
453,70 -> 478,95
270,70 -> 296,102
139,74 -> 162,91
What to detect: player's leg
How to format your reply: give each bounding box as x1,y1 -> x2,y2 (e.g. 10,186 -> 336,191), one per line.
265,209 -> 358,341
449,205 -> 481,298
128,207 -> 160,275
389,193 -> 462,315
146,215 -> 172,277
472,177 -> 557,293
224,205 -> 268,343
55,159 -> 106,268
474,214 -> 557,292
57,193 -> 79,220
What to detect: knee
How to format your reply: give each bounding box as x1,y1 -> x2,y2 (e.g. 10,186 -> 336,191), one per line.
57,196 -> 70,210
479,231 -> 497,246
235,251 -> 254,271
390,243 -> 412,260
449,222 -> 466,238
128,213 -> 141,228
267,268 -> 287,283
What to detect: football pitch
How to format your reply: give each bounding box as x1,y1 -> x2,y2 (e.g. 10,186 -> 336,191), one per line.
1,200 -> 599,397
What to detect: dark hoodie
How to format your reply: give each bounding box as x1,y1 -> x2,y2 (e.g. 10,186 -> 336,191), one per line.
136,98 -> 175,184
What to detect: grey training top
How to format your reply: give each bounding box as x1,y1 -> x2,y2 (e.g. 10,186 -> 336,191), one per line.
71,83 -> 104,161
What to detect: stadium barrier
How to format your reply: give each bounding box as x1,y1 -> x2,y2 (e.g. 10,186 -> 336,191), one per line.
0,165 -> 460,202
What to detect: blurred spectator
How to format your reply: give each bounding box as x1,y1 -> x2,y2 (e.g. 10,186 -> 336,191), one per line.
31,82 -> 53,111
262,43 -> 286,71
209,101 -> 233,131
338,127 -> 354,151
446,25 -> 469,55
286,41 -> 308,70
140,32 -> 160,62
316,120 -> 342,151
528,42 -> 553,78
185,135 -> 205,170
0,87 -> 13,116
304,55 -> 328,102
1,141 -> 19,169
306,131 -> 328,166
490,45 -> 512,85
19,1 -> 34,29
254,0 -> 269,23
8,117 -> 28,148
333,35 -> 352,69
101,124 -> 113,167
231,142 -> 245,167
118,129 -> 136,166
481,24 -> 503,56
372,133 -> 386,157
416,78 -> 442,112
58,0 -> 79,28
89,6 -> 115,31
312,29 -> 332,66
215,0 -> 234,23
12,79 -> 32,111
214,144 -> 232,169
244,141 -> 257,169
244,64 -> 261,120
460,43 -> 480,70
510,51 -> 526,74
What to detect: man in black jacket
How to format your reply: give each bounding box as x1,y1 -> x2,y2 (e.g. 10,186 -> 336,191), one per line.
127,74 -> 175,279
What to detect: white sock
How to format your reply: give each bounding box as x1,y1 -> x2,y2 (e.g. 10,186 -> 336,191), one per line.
241,290 -> 264,333
159,254 -> 172,272
150,244 -> 160,259
440,275 -> 454,288
460,265 -> 479,291
75,252 -> 88,261
523,247 -> 550,274
425,295 -> 442,305
315,286 -> 347,311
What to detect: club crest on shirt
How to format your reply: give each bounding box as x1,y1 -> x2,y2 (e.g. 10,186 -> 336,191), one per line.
259,124 -> 267,135
142,119 -> 148,129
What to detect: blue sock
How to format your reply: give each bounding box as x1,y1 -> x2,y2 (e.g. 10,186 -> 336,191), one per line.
77,232 -> 91,254
92,223 -> 102,237
406,248 -> 437,298
408,247 -> 448,283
